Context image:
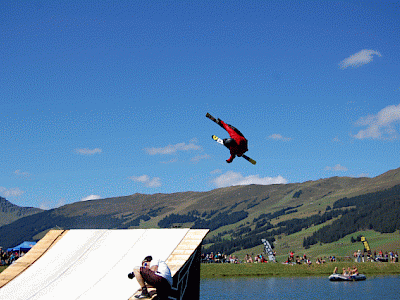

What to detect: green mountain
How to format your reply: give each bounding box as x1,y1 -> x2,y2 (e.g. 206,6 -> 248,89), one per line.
1,168 -> 400,253
0,197 -> 43,227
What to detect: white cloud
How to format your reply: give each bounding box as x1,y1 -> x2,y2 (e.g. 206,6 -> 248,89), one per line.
339,49 -> 382,69
144,139 -> 201,155
57,198 -> 66,207
81,194 -> 102,201
39,202 -> 50,210
39,198 -> 66,210
354,104 -> 400,139
0,187 -> 24,197
324,164 -> 348,172
14,170 -> 31,178
212,171 -> 287,188
268,134 -> 291,141
191,154 -> 210,163
357,173 -> 370,178
75,148 -> 102,155
210,169 -> 222,175
161,158 -> 178,164
130,175 -> 162,188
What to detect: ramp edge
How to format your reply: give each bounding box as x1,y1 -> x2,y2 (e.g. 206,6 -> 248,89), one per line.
0,229 -> 68,288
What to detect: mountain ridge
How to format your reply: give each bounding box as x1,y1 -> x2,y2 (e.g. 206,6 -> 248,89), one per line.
1,167 -> 400,251
0,197 -> 43,227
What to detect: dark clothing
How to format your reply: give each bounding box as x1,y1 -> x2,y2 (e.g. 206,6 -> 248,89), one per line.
140,267 -> 171,300
220,120 -> 248,163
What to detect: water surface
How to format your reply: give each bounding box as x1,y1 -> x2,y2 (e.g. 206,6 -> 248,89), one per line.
200,276 -> 400,300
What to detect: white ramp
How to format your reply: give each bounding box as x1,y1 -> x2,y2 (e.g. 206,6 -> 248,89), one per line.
0,229 -> 193,300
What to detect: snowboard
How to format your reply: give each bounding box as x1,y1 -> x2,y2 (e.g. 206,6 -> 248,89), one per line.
212,135 -> 256,165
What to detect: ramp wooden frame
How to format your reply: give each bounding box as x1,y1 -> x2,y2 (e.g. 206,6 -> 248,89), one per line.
0,229 -> 208,300
0,230 -> 67,288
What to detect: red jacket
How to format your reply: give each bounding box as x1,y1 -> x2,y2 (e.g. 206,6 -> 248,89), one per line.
220,120 -> 248,163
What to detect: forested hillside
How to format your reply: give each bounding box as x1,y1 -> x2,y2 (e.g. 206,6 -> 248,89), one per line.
1,168 -> 400,253
303,184 -> 400,248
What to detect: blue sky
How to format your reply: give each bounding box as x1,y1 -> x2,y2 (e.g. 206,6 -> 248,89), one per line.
1,1 -> 399,209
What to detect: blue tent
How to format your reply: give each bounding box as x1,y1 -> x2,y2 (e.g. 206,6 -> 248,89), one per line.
7,241 -> 36,252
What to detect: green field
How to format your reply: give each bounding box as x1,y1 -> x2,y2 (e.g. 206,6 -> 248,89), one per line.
229,230 -> 400,263
2,262 -> 399,279
200,261 -> 400,278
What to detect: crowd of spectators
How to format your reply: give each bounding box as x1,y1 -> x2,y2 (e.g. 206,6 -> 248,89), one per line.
201,252 -> 271,264
244,253 -> 270,263
0,248 -> 23,266
201,252 -> 239,263
356,250 -> 399,262
284,252 -> 313,265
202,249 -> 399,265
283,249 -> 400,265
201,251 -> 344,265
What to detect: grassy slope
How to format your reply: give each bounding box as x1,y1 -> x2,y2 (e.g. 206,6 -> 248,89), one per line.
2,168 -> 400,254
200,261 -> 400,278
230,230 -> 400,263
200,169 -> 400,258
0,205 -> 43,228
2,261 -> 399,278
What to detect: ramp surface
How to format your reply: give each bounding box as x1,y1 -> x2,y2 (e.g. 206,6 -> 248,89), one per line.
0,229 -> 193,300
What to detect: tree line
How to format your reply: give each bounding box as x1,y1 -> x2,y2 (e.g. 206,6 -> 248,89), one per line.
303,184 -> 400,248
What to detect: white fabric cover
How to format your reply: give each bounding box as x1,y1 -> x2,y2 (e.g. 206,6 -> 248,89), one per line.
0,229 -> 189,300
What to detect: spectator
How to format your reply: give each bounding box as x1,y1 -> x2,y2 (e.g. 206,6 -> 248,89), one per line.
350,266 -> 359,276
289,251 -> 294,262
244,254 -> 253,263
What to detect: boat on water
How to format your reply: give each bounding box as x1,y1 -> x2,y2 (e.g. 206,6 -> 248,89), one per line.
329,273 -> 367,281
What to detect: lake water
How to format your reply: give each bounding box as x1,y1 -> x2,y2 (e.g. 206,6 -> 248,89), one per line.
200,276 -> 400,300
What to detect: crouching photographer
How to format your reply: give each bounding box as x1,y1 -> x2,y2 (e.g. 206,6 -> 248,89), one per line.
128,255 -> 172,300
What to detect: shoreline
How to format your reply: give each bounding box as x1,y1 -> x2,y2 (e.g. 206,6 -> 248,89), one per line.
2,262 -> 399,280
200,261 -> 400,279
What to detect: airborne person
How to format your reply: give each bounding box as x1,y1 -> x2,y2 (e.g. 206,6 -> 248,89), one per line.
218,119 -> 249,163
206,113 -> 250,164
